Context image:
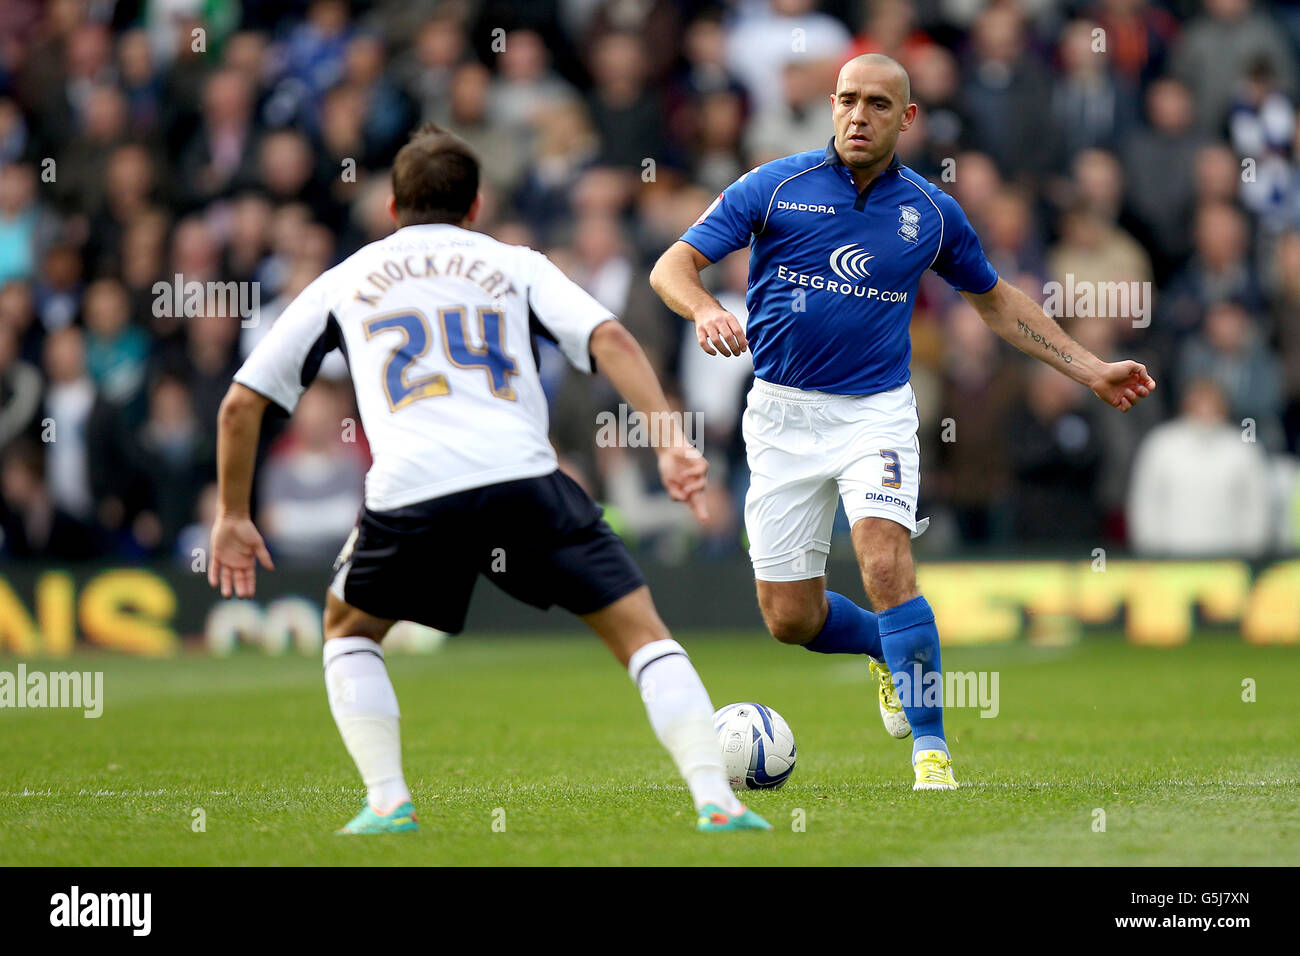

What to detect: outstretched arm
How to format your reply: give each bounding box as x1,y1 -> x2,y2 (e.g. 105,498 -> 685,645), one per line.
961,278 -> 1156,412
649,240 -> 748,357
588,319 -> 709,522
210,383 -> 275,597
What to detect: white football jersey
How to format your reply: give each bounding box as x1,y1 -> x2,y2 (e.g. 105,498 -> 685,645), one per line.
234,223 -> 614,511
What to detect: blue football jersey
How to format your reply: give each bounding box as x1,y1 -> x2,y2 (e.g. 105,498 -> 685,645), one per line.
680,138 -> 999,396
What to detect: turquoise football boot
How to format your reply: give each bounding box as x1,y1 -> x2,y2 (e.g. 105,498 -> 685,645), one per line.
336,800 -> 420,835
696,803 -> 773,832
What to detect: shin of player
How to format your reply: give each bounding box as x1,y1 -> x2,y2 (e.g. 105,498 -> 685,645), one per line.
321,595 -> 414,822
583,586 -> 748,820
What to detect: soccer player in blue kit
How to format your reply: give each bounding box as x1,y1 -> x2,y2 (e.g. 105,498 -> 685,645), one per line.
651,54 -> 1156,789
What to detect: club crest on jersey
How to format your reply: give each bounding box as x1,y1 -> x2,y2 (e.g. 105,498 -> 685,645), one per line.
897,204 -> 920,244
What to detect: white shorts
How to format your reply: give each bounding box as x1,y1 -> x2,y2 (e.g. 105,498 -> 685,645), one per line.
742,378 -> 923,582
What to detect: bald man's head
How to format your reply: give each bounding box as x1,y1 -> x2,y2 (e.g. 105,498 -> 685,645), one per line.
829,54 -> 915,173
839,54 -> 910,104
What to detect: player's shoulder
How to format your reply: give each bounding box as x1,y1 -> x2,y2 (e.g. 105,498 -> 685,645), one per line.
287,257 -> 351,304
891,162 -> 967,220
355,225 -> 542,275
736,147 -> 831,193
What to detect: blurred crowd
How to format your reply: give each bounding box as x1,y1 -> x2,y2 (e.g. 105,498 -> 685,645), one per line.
1,0 -> 1299,566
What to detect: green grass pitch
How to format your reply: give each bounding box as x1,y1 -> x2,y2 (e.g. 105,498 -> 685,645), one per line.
1,633 -> 1297,865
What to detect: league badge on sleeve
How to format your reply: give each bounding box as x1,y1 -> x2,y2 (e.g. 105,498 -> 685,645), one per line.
695,193 -> 724,225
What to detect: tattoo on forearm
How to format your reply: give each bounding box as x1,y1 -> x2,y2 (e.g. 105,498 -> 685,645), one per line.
1017,319 -> 1073,364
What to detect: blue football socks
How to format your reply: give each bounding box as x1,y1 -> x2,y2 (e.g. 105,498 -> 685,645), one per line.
877,595 -> 947,758
804,591 -> 883,659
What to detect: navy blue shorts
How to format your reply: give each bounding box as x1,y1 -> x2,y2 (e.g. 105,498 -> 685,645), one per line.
330,470 -> 645,634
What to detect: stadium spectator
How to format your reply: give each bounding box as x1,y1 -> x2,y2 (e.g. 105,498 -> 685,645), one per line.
676,11 -> 746,105
1050,19 -> 1141,165
725,0 -> 851,116
1228,55 -> 1296,230
0,278 -> 41,366
1121,77 -> 1204,281
0,439 -> 98,559
1160,201 -> 1264,344
50,83 -> 129,217
1171,0 -> 1296,137
1047,203 -> 1152,321
959,3 -> 1053,179
0,162 -> 52,286
84,142 -> 163,281
488,29 -> 580,132
127,371 -> 214,554
902,45 -> 967,180
116,27 -> 163,137
257,381 -> 365,565
176,68 -> 258,210
34,243 -> 82,332
745,59 -> 840,162
283,0 -> 353,102
513,99 -> 599,241
686,88 -> 748,195
1091,0 -> 1180,86
222,192 -> 273,285
1007,363 -> 1105,545
1128,378 -> 1273,556
438,62 -> 527,197
0,97 -> 31,167
338,32 -> 415,167
1264,229 -> 1300,450
931,300 -> 1020,545
1070,314 -> 1165,541
398,15 -> 468,124
1177,298 -> 1286,450
849,0 -> 933,62
0,321 -> 40,450
83,276 -> 148,407
981,186 -> 1046,282
41,325 -> 95,521
586,32 -> 667,171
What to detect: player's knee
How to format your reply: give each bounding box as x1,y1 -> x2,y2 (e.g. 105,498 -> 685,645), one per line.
323,594 -> 391,642
762,606 -> 822,645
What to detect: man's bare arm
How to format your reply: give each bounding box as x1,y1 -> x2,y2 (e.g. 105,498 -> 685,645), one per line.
588,318 -> 709,521
216,383 -> 269,516
961,278 -> 1156,412
649,240 -> 748,357
209,383 -> 275,597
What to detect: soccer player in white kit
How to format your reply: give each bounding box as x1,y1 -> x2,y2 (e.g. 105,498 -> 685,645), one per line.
207,125 -> 770,833
651,55 -> 1156,790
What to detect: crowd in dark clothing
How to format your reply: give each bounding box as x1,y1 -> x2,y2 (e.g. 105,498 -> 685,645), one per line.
1,0 -> 1298,564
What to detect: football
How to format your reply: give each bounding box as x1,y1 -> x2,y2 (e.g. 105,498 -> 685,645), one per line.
713,702 -> 797,790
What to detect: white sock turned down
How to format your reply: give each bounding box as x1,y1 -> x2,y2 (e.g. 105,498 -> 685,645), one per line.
628,639 -> 742,814
323,637 -> 412,814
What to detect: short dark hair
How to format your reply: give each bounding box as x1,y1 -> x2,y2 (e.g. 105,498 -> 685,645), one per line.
391,122 -> 480,226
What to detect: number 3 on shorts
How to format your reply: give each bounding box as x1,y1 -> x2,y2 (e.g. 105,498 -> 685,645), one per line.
880,449 -> 902,489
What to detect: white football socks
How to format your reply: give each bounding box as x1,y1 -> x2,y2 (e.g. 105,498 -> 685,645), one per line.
323,637 -> 412,814
628,639 -> 742,814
